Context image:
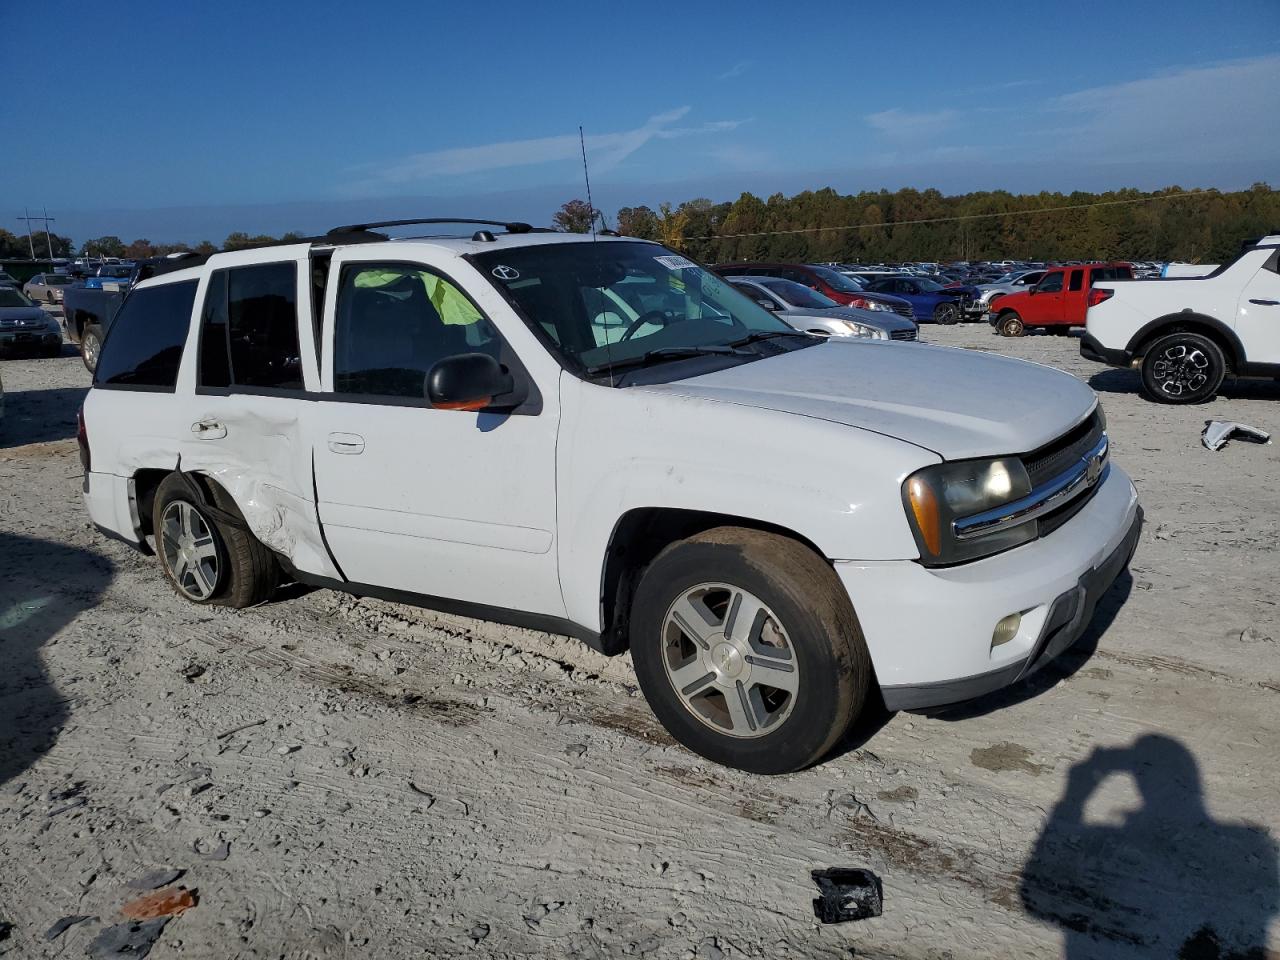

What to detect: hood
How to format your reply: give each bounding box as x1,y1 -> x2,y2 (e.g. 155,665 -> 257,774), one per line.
647,339 -> 1096,460
781,306 -> 916,333
0,306 -> 51,324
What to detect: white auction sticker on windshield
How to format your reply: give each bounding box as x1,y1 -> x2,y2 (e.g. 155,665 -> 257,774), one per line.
654,255 -> 696,271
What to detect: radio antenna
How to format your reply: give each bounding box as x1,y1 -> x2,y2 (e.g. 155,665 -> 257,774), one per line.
578,125 -> 598,238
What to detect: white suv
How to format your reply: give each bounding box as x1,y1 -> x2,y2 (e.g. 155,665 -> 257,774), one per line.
81,219 -> 1142,773
1083,234 -> 1280,402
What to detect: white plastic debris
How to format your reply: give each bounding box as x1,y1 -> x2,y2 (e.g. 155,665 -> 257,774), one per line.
1202,420 -> 1271,451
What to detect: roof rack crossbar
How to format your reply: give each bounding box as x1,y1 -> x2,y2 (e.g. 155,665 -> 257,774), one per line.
326,218 -> 537,236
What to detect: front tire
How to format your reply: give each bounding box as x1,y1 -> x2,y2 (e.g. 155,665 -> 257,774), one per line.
630,527 -> 870,774
153,473 -> 279,607
998,312 -> 1025,337
1139,331 -> 1225,404
81,323 -> 103,373
933,302 -> 960,325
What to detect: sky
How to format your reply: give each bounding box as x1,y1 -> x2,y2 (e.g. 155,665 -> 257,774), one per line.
2,0 -> 1278,244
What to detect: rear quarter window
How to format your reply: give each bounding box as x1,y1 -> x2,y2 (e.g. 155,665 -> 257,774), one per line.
94,280 -> 197,390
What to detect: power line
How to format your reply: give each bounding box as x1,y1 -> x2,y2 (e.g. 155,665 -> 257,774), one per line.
690,189 -> 1212,241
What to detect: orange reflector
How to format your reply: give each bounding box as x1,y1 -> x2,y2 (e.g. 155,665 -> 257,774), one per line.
434,397 -> 491,411
907,477 -> 942,556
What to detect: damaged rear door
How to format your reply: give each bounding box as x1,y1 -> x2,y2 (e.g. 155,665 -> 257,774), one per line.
179,252 -> 341,579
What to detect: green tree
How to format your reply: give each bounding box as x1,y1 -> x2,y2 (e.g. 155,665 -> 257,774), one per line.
553,199 -> 597,233
616,205 -> 659,239
223,232 -> 277,251
82,236 -> 126,258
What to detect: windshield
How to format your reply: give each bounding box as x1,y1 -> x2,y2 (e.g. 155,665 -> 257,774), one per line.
914,278 -> 945,292
475,241 -> 795,376
100,266 -> 131,278
45,275 -> 72,284
0,289 -> 34,307
759,278 -> 837,308
806,265 -> 863,293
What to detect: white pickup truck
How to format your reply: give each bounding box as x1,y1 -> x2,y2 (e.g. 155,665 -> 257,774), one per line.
81,218 -> 1141,773
1082,234 -> 1280,402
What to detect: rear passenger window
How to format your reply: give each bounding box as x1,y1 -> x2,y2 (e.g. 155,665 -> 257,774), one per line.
197,263 -> 303,391
333,263 -> 502,399
94,280 -> 197,390
1068,270 -> 1084,291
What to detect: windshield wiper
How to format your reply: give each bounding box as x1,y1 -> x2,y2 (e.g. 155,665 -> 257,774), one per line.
584,345 -> 743,376
727,330 -> 812,348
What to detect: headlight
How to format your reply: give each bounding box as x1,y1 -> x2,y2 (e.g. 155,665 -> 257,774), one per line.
841,320 -> 883,339
902,457 -> 1034,565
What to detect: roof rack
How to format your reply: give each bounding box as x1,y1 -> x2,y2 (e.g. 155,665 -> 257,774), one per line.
325,218 -> 553,238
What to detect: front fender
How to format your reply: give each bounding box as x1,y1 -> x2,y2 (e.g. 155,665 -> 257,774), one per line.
555,373 -> 937,630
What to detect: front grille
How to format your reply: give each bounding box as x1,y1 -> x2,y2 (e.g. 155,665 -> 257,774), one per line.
890,302 -> 914,320
889,328 -> 917,341
1021,410 -> 1104,489
1038,477 -> 1103,536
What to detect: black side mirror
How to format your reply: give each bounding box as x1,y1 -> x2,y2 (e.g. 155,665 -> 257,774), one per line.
426,353 -> 518,411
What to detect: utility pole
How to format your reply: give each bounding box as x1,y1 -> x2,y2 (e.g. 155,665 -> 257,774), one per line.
21,207 -> 36,259
42,206 -> 56,260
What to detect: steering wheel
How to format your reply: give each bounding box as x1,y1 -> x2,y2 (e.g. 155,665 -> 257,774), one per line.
620,309 -> 679,342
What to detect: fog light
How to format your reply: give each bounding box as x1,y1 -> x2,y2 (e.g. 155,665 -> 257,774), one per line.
992,613 -> 1021,649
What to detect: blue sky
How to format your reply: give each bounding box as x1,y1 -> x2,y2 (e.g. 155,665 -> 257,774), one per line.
2,0 -> 1278,243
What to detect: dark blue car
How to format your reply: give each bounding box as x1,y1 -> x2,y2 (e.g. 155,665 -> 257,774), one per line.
864,276 -> 973,324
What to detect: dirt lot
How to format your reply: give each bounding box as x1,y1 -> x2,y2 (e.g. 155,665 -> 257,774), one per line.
1,325 -> 1278,959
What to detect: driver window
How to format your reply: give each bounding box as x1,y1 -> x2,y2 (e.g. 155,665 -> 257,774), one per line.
1037,273 -> 1064,294
333,263 -> 501,399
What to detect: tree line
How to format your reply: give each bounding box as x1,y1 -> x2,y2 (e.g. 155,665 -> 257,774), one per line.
5,183 -> 1275,265
595,183 -> 1277,265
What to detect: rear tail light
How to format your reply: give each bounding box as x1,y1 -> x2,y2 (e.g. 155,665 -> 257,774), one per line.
1088,288 -> 1114,308
77,406 -> 90,473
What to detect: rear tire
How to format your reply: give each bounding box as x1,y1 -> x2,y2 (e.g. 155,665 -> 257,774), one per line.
629,527 -> 870,774
998,312 -> 1025,337
1139,331 -> 1225,404
153,473 -> 279,607
81,323 -> 103,373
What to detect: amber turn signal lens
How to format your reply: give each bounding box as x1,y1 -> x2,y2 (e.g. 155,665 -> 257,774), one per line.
906,476 -> 942,557
434,397 -> 491,411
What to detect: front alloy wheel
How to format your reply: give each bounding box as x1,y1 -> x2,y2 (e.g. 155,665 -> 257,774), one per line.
159,500 -> 222,601
934,302 -> 960,325
661,583 -> 799,738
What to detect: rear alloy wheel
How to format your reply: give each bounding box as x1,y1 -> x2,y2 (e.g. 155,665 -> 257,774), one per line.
630,527 -> 870,774
153,473 -> 279,607
998,313 -> 1025,337
1140,331 -> 1225,404
81,323 -> 103,373
933,302 -> 960,325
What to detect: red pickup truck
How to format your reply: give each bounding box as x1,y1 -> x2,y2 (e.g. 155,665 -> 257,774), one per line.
990,262 -> 1132,336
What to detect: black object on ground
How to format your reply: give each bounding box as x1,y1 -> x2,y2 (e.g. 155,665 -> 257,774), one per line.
811,867 -> 884,923
44,914 -> 93,941
86,918 -> 170,959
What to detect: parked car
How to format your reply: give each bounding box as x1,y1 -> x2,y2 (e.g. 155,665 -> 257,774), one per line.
82,220 -> 1141,774
64,254 -> 187,371
0,272 -> 19,288
726,276 -> 918,340
862,276 -> 972,324
711,262 -> 915,319
990,263 -> 1133,337
0,287 -> 63,357
23,272 -> 74,304
967,270 -> 1047,317
1082,234 -> 1280,403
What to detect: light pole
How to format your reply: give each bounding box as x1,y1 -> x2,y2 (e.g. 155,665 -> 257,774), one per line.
43,206 -> 55,259
21,207 -> 36,259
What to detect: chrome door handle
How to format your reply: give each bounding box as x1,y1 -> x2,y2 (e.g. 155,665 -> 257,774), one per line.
1248,298 -> 1280,306
190,419 -> 227,439
327,432 -> 365,455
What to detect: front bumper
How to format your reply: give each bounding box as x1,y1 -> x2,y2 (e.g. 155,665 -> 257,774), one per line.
0,330 -> 61,350
834,465 -> 1141,710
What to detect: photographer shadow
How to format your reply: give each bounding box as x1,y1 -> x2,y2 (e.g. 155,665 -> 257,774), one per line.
1021,734 -> 1277,958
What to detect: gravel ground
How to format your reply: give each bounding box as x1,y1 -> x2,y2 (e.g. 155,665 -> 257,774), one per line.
1,323 -> 1277,959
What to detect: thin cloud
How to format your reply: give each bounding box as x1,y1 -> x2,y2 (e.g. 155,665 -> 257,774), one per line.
865,108 -> 961,142
356,107 -> 746,188
717,60 -> 753,81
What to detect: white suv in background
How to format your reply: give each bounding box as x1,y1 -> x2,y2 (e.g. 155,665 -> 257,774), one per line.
1083,234 -> 1280,402
81,219 -> 1141,773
